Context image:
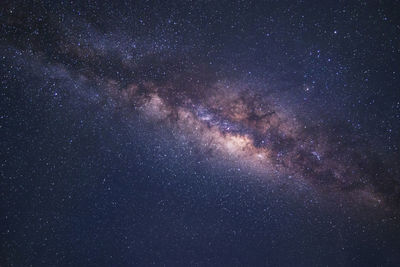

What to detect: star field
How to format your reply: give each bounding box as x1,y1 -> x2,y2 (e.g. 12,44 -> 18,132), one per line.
1,0 -> 400,266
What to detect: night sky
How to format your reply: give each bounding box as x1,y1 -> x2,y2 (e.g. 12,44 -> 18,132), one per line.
1,0 -> 400,266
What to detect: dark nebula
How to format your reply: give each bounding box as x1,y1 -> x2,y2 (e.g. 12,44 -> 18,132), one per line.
2,1 -> 400,266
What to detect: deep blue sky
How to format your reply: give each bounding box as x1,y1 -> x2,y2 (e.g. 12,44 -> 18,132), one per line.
1,1 -> 400,266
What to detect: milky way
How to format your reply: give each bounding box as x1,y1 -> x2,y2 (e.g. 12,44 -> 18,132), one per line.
11,20 -> 394,211
2,4 -> 399,211
3,1 -> 400,265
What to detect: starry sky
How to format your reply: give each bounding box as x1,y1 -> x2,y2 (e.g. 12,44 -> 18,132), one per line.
1,0 -> 400,266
